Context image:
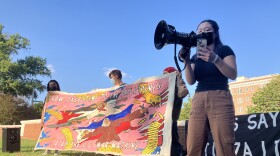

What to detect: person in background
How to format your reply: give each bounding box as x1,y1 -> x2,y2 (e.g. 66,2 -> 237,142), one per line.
108,69 -> 126,87
163,67 -> 189,156
106,70 -> 126,156
179,19 -> 237,156
41,80 -> 61,155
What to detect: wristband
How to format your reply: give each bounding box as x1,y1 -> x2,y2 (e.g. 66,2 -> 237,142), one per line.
212,54 -> 219,63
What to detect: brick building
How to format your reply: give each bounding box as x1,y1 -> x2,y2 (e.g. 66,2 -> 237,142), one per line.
229,74 -> 279,115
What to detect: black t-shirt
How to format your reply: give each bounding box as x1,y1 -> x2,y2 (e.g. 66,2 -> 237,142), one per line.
190,45 -> 235,92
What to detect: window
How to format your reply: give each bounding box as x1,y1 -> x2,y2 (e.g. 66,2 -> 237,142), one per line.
238,88 -> 243,94
238,98 -> 243,104
238,107 -> 243,113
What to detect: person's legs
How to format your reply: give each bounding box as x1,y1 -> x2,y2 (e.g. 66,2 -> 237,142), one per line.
208,90 -> 235,156
187,92 -> 209,156
171,121 -> 185,156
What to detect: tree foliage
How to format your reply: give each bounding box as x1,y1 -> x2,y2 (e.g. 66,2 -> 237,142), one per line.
0,94 -> 41,125
33,101 -> 44,115
247,75 -> 280,114
179,97 -> 192,121
0,24 -> 51,98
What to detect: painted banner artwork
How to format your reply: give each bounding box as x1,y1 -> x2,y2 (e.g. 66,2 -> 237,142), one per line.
35,73 -> 176,156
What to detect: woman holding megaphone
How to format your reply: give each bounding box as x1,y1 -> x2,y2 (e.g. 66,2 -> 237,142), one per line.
179,19 -> 237,156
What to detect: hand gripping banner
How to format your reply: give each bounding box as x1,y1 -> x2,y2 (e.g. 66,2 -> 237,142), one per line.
35,73 -> 176,156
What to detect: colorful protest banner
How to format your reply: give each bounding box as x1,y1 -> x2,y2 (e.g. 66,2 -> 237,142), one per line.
35,73 -> 176,156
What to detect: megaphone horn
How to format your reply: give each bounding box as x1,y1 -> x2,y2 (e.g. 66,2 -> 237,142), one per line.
154,20 -> 200,50
154,20 -> 176,50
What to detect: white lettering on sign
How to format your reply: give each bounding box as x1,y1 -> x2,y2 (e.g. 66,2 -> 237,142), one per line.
269,112 -> 279,127
247,112 -> 279,130
234,117 -> 238,131
243,142 -> 252,156
261,141 -> 266,156
275,139 -> 280,156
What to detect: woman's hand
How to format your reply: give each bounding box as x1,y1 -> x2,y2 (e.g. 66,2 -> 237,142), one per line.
179,47 -> 191,64
197,46 -> 218,63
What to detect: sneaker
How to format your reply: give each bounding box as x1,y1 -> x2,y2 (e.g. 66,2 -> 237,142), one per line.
54,150 -> 60,155
42,150 -> 51,155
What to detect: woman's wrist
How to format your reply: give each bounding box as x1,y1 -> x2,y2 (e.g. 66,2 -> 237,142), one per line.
184,59 -> 191,65
212,54 -> 219,63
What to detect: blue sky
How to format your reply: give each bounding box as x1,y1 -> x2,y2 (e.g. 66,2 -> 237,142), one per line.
1,1 -> 280,102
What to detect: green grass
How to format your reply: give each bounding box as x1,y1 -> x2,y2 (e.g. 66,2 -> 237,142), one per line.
0,138 -> 104,156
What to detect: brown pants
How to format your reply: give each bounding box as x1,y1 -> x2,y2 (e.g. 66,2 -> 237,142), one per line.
187,90 -> 236,156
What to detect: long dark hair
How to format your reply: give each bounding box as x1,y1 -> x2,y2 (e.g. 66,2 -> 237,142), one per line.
47,80 -> 61,91
198,19 -> 223,50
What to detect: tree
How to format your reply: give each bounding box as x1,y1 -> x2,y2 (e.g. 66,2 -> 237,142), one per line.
0,94 -> 41,124
0,24 -> 51,99
33,101 -> 44,115
179,97 -> 192,121
0,94 -> 17,124
247,75 -> 280,114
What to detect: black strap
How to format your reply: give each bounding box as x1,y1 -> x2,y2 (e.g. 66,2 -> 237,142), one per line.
173,30 -> 187,73
174,43 -> 187,73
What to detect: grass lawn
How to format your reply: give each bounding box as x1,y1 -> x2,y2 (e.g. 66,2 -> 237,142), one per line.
0,138 -> 103,156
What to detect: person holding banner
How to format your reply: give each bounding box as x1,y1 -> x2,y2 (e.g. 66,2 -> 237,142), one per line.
41,80 -> 61,155
109,69 -> 126,87
163,67 -> 189,156
179,19 -> 237,156
107,70 -> 126,156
